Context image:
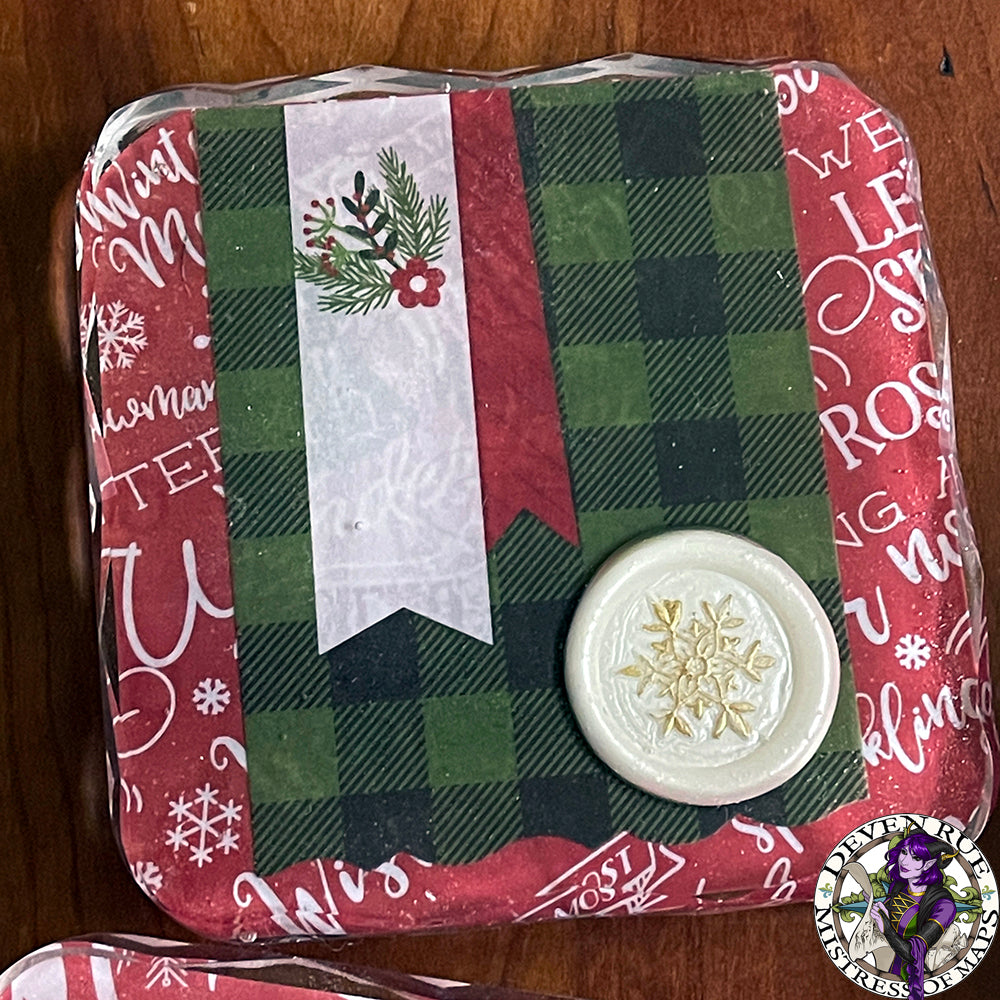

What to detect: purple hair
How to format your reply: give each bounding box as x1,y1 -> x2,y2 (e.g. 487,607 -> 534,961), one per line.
886,831 -> 949,887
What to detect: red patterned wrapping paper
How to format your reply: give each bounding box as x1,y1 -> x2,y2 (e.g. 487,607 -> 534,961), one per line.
76,61 -> 997,940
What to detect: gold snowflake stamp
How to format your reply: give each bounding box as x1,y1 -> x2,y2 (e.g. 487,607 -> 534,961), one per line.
618,594 -> 776,740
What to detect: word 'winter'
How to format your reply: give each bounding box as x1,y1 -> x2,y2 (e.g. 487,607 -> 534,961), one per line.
79,128 -> 197,233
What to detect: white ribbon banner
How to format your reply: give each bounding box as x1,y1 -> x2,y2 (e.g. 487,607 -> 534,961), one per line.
284,96 -> 492,653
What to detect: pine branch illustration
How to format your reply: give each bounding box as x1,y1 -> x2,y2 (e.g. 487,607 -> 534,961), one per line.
378,147 -> 449,261
293,247 -> 350,291
423,195 -> 449,262
316,255 -> 394,315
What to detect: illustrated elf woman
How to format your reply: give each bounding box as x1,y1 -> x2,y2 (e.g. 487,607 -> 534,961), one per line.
848,823 -> 960,1000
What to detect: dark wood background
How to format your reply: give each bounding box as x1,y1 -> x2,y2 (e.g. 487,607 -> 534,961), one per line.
2,1 -> 999,997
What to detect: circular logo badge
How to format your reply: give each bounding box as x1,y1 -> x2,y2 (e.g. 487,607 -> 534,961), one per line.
814,814 -> 997,997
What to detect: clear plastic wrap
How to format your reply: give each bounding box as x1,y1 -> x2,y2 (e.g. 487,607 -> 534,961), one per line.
75,54 -> 997,941
0,938 -> 570,999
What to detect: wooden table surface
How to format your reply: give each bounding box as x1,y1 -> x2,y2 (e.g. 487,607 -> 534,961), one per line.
2,1 -> 999,997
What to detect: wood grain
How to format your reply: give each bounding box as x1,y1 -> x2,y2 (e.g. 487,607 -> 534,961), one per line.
2,1 -> 999,997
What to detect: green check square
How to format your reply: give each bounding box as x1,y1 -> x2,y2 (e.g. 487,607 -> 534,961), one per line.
512,689 -> 601,777
693,70 -> 774,97
534,104 -> 622,185
203,207 -> 293,290
245,708 -> 338,803
230,533 -> 314,625
541,183 -> 632,264
491,512 -> 586,603
709,172 -> 795,254
559,342 -> 651,427
748,495 -> 839,580
423,692 -> 517,787
729,328 -> 816,415
197,127 -> 289,211
578,506 -> 664,571
548,262 -> 642,345
528,82 -> 615,107
335,701 -> 427,794
197,105 -> 284,132
215,366 -> 305,454
565,425 -> 659,511
431,783 -> 523,864
824,665 -> 862,751
416,616 -> 507,697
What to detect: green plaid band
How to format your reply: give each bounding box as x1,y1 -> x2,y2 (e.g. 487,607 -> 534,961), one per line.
196,72 -> 866,877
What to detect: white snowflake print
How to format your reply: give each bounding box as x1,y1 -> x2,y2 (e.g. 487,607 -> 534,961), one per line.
193,677 -> 231,716
894,633 -> 932,670
165,783 -> 242,868
79,296 -> 96,358
80,298 -> 148,372
145,956 -> 188,990
131,860 -> 163,897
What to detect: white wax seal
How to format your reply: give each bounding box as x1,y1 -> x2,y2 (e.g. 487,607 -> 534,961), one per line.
565,529 -> 840,806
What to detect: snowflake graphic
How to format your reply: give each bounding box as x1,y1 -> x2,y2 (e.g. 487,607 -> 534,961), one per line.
131,860 -> 163,897
144,956 -> 188,990
78,296 -> 96,357
618,595 -> 776,739
894,633 -> 932,670
165,783 -> 242,868
192,677 -> 231,716
80,298 -> 147,372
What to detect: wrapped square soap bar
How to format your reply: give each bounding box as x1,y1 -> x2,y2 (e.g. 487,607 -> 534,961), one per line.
76,55 -> 997,940
0,938 -> 568,1000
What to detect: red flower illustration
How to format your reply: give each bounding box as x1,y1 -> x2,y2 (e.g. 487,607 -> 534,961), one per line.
390,257 -> 445,308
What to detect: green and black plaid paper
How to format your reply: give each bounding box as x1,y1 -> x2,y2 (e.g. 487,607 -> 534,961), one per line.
197,72 -> 866,876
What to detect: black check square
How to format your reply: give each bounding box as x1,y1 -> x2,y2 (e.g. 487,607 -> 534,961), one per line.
327,610 -> 421,705
512,104 -> 541,189
654,418 -> 747,504
696,786 -> 786,839
635,255 -> 726,341
210,286 -> 300,372
341,789 -> 434,869
502,598 -> 575,691
645,337 -> 736,422
615,96 -> 706,179
626,178 -> 714,259
520,774 -> 614,847
566,425 -> 659,510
